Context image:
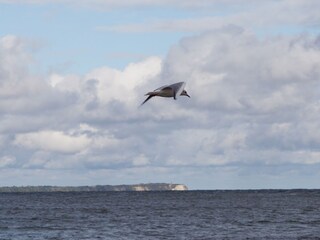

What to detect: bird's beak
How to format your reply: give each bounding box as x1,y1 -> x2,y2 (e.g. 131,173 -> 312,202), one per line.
186,93 -> 190,98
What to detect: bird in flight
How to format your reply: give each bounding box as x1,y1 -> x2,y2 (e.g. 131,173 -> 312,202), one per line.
141,81 -> 190,105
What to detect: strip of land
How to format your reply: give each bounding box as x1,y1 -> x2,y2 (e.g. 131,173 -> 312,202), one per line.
0,183 -> 188,192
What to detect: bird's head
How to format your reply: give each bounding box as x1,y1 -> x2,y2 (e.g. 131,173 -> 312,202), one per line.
181,90 -> 190,98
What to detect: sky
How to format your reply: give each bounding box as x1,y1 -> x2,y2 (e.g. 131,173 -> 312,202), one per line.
1,0 -> 320,189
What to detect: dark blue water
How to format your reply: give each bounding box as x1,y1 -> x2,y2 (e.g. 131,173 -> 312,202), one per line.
1,190 -> 320,239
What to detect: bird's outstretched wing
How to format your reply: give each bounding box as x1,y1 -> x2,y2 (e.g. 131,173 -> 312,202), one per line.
154,84 -> 170,91
170,82 -> 186,99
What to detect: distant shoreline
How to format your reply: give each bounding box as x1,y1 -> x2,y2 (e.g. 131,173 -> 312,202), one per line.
0,183 -> 188,193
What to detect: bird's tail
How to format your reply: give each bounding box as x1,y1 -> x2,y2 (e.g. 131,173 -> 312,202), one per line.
140,94 -> 155,106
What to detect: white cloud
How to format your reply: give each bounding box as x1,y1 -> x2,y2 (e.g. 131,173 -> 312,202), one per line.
132,154 -> 150,166
21,150 -> 52,169
84,56 -> 162,105
165,29 -> 320,112
91,134 -> 120,150
0,156 -> 16,168
0,35 -> 76,117
14,131 -> 91,154
156,29 -> 320,167
1,26 -> 320,187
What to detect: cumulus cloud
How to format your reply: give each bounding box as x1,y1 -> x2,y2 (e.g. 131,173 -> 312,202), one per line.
1,25 -> 320,187
0,35 -> 76,118
160,28 -> 320,167
0,34 -> 164,170
83,56 -> 162,105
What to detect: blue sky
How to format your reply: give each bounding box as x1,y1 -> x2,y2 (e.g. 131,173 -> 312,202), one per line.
1,2 -> 189,73
2,1 -> 317,74
1,0 -> 320,189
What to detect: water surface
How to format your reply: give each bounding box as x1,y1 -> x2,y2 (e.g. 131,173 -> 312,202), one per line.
1,190 -> 320,239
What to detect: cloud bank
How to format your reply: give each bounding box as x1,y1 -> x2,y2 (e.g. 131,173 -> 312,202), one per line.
1,25 -> 320,187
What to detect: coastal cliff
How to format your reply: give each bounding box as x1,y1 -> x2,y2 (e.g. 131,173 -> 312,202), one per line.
0,183 -> 188,192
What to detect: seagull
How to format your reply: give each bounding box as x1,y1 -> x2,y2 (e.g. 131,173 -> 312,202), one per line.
141,81 -> 190,105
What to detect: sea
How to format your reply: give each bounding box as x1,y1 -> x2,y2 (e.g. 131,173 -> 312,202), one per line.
1,190 -> 320,240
